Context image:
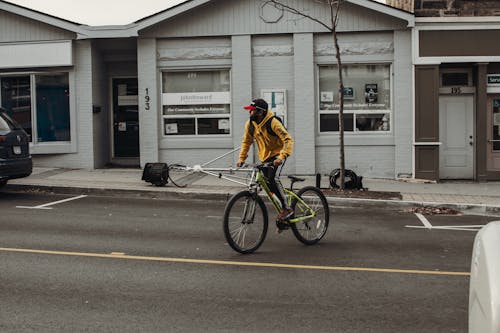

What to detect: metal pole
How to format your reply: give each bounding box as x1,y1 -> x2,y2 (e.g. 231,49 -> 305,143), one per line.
201,146 -> 241,167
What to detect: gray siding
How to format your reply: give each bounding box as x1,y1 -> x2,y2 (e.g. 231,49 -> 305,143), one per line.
33,40 -> 95,169
141,0 -> 407,38
91,45 -> 110,168
316,146 -> 395,178
393,29 -> 413,178
293,33 -> 315,175
251,35 -> 295,173
232,35 -> 253,164
138,38 -> 160,166
0,10 -> 75,42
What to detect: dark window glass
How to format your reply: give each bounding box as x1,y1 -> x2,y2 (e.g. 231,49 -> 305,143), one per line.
442,73 -> 469,86
165,118 -> 195,135
198,118 -> 230,134
36,74 -> 70,142
1,76 -> 32,139
356,114 -> 390,131
320,113 -> 354,132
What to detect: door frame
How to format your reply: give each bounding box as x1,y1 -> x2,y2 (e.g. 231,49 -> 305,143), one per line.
110,76 -> 139,166
486,95 -> 500,172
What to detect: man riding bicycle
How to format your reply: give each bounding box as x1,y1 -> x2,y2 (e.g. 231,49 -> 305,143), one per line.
236,98 -> 294,228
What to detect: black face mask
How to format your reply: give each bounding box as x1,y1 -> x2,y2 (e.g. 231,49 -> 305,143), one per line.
250,114 -> 259,122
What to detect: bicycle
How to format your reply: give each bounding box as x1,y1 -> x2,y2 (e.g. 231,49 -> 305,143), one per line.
223,163 -> 330,254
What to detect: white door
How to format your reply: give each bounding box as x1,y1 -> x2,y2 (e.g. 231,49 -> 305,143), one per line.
439,95 -> 474,179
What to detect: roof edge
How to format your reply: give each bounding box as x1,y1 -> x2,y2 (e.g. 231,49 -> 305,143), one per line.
0,0 -> 90,36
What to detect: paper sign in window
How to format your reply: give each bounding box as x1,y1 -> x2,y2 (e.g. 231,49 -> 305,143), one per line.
165,123 -> 178,134
218,119 -> 230,130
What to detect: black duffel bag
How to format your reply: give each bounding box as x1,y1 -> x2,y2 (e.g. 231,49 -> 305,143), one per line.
329,168 -> 363,190
142,163 -> 169,187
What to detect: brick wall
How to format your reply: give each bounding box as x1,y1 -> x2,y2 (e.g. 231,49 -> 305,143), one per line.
387,0 -> 500,16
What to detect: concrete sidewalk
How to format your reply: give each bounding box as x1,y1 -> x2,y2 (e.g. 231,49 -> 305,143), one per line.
4,167 -> 500,216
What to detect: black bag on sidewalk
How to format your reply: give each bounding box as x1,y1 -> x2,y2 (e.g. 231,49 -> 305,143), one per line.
142,163 -> 169,187
329,168 -> 363,190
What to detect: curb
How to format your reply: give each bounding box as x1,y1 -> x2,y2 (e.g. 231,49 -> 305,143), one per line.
4,183 -> 500,217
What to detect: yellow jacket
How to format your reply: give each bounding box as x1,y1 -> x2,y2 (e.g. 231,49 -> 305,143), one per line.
239,111 -> 294,163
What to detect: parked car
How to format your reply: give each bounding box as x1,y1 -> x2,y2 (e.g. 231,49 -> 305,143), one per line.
0,107 -> 32,187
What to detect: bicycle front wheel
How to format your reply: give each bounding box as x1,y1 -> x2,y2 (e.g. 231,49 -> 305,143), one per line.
223,191 -> 268,254
290,186 -> 330,245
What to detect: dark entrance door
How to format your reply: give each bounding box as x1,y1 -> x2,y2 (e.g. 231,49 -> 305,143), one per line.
112,78 -> 139,159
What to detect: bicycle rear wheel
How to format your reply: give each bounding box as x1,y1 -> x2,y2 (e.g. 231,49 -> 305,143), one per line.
290,186 -> 329,245
223,191 -> 268,254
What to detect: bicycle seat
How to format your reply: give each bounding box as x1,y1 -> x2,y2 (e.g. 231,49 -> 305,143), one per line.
288,175 -> 305,183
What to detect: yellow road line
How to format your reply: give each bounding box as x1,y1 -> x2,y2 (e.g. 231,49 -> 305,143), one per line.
0,247 -> 470,276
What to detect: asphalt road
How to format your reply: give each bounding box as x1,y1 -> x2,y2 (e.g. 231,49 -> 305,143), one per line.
0,191 -> 496,332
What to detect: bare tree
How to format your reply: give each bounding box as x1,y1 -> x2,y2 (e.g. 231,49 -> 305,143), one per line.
267,0 -> 346,189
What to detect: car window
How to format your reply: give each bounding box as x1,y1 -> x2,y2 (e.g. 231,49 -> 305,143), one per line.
0,112 -> 22,130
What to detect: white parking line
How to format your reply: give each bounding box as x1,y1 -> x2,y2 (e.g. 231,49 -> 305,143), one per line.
16,194 -> 88,210
415,213 -> 433,229
406,213 -> 485,232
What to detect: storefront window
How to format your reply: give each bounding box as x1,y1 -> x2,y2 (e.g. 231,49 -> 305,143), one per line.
0,73 -> 70,143
0,76 -> 32,138
36,74 -> 70,142
318,64 -> 391,133
162,70 -> 231,136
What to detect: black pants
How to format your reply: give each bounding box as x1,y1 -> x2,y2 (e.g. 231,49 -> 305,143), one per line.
263,156 -> 288,209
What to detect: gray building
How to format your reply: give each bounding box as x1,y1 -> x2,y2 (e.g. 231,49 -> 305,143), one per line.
0,0 -> 414,178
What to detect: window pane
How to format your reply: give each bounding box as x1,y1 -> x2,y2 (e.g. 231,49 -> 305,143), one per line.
442,72 -> 469,87
162,70 -> 230,93
36,74 -> 70,142
320,113 -> 354,132
165,118 -> 195,135
198,118 -> 230,135
356,114 -> 390,131
162,69 -> 231,136
319,65 -> 391,110
1,76 -> 32,139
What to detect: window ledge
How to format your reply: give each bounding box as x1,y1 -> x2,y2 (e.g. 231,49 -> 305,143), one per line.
30,142 -> 76,154
317,134 -> 394,146
160,136 -> 234,149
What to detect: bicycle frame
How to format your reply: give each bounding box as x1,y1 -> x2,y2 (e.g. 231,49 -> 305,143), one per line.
250,167 -> 316,224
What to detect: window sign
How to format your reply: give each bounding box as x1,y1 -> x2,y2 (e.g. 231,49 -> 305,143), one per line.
343,87 -> 355,100
487,75 -> 500,86
261,89 -> 287,126
318,64 -> 391,133
162,70 -> 231,136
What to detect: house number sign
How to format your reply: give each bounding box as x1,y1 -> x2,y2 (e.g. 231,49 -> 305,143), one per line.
145,88 -> 150,110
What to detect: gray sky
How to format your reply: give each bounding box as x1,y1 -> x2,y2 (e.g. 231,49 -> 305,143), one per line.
5,0 -> 187,25
5,0 -> 386,26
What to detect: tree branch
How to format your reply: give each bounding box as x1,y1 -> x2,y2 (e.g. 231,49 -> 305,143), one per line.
267,0 -> 333,32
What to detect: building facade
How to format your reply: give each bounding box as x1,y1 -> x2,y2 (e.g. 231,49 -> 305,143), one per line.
388,0 -> 500,181
0,0 -> 415,178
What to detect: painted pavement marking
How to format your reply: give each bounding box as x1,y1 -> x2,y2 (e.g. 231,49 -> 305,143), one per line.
0,247 -> 469,277
406,213 -> 484,232
16,194 -> 88,210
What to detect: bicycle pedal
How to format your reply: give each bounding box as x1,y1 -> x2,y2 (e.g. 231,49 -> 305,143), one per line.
275,220 -> 290,231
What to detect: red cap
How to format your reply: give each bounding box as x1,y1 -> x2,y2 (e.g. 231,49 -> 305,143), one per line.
243,99 -> 268,112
